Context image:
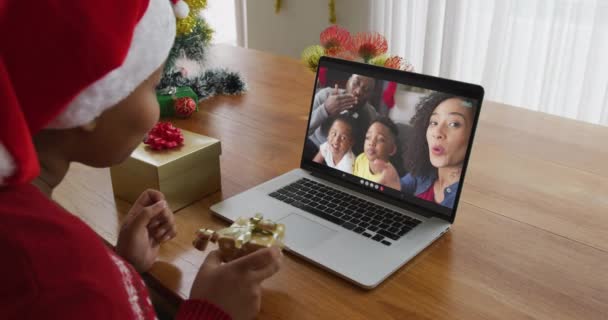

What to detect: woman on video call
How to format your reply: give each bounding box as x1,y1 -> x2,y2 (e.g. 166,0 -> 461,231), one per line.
400,93 -> 476,209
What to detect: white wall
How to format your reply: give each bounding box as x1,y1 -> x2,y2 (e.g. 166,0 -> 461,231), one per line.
202,0 -> 237,46
245,0 -> 372,58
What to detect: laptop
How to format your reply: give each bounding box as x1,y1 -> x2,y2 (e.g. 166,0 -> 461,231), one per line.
211,56 -> 484,289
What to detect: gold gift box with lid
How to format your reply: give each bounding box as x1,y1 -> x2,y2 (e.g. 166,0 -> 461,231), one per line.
110,129 -> 221,212
193,214 -> 285,262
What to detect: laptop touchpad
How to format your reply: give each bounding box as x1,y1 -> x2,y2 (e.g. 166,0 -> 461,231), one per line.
279,214 -> 337,250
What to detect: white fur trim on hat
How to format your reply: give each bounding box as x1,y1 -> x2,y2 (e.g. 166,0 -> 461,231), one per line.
0,143 -> 16,185
46,0 -> 176,129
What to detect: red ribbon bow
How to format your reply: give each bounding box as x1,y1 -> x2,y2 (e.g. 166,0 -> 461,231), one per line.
144,122 -> 184,150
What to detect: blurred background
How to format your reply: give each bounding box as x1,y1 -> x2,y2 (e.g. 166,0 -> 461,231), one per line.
204,0 -> 608,126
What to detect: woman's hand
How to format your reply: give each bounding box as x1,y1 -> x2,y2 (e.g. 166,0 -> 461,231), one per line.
190,247 -> 283,320
116,189 -> 177,273
372,159 -> 402,191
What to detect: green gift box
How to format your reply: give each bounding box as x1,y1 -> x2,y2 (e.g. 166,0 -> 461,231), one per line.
156,86 -> 199,117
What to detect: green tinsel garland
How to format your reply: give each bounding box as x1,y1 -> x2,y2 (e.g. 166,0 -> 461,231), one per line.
158,69 -> 247,101
159,15 -> 246,102
164,17 -> 213,74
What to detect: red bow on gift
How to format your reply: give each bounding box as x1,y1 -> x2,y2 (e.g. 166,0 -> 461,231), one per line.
144,122 -> 184,150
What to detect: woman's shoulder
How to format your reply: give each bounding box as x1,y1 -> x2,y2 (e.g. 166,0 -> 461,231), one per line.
400,173 -> 414,183
0,184 -> 137,317
401,172 -> 434,183
400,173 -> 434,194
0,184 -> 98,237
0,184 -> 118,281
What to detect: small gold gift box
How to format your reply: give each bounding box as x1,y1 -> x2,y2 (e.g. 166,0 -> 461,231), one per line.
193,214 -> 285,261
110,129 -> 221,212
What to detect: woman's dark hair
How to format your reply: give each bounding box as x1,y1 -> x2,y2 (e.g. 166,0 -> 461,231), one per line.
404,92 -> 476,177
369,116 -> 406,176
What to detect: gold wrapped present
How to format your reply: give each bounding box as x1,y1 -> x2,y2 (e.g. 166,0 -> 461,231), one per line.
110,129 -> 221,212
193,213 -> 285,261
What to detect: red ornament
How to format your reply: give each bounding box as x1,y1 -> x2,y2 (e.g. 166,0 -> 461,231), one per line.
144,122 -> 184,150
174,97 -> 196,118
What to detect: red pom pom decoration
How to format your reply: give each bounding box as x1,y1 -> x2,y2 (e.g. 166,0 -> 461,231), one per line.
174,97 -> 196,118
144,122 -> 184,150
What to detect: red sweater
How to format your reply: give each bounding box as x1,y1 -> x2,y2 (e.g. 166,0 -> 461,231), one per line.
0,183 -> 230,320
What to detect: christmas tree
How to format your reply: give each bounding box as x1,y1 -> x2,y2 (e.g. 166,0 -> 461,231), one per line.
159,0 -> 246,101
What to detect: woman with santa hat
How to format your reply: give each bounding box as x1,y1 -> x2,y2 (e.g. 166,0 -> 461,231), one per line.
0,0 -> 281,319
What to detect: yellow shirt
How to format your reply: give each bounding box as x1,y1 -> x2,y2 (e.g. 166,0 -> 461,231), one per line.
353,153 -> 383,182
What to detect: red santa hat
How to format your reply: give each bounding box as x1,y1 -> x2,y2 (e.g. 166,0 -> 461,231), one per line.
0,0 -> 177,186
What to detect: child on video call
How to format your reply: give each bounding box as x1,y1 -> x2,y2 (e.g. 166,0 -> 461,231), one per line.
353,117 -> 403,190
313,115 -> 356,173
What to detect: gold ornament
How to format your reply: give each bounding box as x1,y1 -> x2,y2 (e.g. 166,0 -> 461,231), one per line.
176,14 -> 197,35
184,0 -> 207,11
274,0 -> 336,21
176,0 -> 207,35
275,0 -> 282,13
329,0 -> 336,24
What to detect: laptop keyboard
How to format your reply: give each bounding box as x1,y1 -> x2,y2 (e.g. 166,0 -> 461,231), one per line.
269,178 -> 422,246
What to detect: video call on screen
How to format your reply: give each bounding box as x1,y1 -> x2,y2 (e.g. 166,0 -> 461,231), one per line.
303,66 -> 478,213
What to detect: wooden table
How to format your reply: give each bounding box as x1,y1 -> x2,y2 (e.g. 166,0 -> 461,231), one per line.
55,44 -> 608,319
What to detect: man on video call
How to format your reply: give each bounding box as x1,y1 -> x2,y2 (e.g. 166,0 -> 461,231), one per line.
305,74 -> 377,159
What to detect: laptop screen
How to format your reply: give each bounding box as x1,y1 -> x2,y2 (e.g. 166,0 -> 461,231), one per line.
301,57 -> 483,220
